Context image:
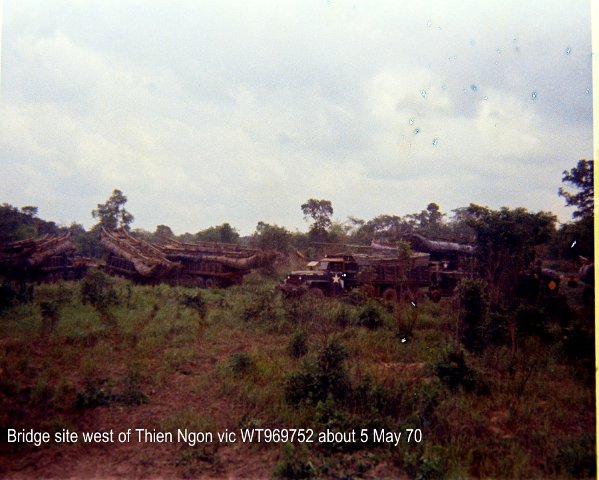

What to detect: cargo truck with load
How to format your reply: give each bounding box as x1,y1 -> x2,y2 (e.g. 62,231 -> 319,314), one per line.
277,251 -> 430,302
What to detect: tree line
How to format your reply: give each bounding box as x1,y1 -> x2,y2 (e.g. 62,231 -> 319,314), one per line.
0,160 -> 593,269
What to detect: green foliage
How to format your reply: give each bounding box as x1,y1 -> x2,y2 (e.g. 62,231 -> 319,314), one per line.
194,223 -> 240,243
0,281 -> 18,313
458,279 -> 489,352
408,202 -> 452,239
120,370 -> 149,405
80,269 -> 118,310
461,204 -> 556,307
179,291 -> 207,318
227,352 -> 255,377
253,221 -> 293,253
403,448 -> 444,480
348,214 -> 409,244
356,302 -> 385,330
73,379 -> 114,409
285,339 -> 350,405
153,224 -> 174,242
73,374 -> 148,409
558,159 -> 594,219
0,265 -> 595,478
91,189 -> 134,231
239,285 -> 280,324
550,215 -> 594,260
434,346 -> 477,392
39,301 -> 60,336
0,203 -> 63,242
301,198 -> 333,241
273,443 -> 316,479
288,331 -> 308,358
560,321 -> 595,385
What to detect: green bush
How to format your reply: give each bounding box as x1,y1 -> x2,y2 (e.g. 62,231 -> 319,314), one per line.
273,443 -> 316,479
80,269 -> 118,310
240,286 -> 279,323
74,379 -> 114,409
285,339 -> 350,405
39,301 -> 60,336
228,352 -> 255,377
0,280 -> 33,312
180,291 -> 207,318
458,279 -> 489,352
433,346 -> 488,394
288,331 -> 308,358
356,302 -> 385,330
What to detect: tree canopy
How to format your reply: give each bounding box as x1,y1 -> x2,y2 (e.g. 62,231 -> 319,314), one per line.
461,204 -> 557,307
301,198 -> 333,242
558,159 -> 594,219
195,223 -> 239,243
91,189 -> 134,231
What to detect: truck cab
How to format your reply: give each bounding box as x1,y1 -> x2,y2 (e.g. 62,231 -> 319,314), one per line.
278,254 -> 359,297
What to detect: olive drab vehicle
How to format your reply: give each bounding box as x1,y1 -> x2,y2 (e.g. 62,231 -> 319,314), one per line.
277,254 -> 360,298
277,234 -> 476,302
277,250 -> 431,302
402,233 -> 476,300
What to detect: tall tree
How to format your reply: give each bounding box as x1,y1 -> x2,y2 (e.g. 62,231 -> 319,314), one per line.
195,223 -> 239,243
301,199 -> 333,242
91,189 -> 134,231
558,159 -> 594,219
552,160 -> 594,260
252,221 -> 292,252
462,204 -> 556,307
154,224 -> 174,242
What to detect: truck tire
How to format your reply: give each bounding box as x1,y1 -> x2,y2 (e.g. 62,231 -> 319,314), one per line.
308,287 -> 325,298
205,278 -> 215,289
382,288 -> 398,303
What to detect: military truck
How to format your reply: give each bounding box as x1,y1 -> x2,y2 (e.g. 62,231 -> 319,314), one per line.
402,233 -> 475,300
101,227 -> 277,287
277,251 -> 430,301
0,233 -> 91,282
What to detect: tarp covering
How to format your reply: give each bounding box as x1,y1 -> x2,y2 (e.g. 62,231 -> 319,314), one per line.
403,233 -> 475,255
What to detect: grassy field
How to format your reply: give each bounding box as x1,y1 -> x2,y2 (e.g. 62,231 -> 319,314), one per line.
0,268 -> 595,479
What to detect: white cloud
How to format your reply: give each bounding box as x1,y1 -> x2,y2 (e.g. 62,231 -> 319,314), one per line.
0,0 -> 592,234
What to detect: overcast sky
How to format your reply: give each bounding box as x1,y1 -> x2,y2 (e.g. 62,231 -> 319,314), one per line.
0,1 -> 593,235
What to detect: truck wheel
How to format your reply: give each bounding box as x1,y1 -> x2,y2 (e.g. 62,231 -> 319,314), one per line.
382,288 -> 398,303
362,284 -> 376,298
205,278 -> 215,289
308,287 -> 325,298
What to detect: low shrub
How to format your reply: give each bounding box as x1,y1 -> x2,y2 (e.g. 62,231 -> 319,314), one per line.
180,291 -> 207,318
433,346 -> 488,394
458,279 -> 489,353
356,302 -> 385,330
288,331 -> 308,359
273,443 -> 316,479
228,352 -> 255,377
80,269 -> 118,310
285,339 -> 350,405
